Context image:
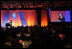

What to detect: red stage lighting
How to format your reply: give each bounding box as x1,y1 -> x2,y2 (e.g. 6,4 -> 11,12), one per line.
19,40 -> 22,44
59,34 -> 64,38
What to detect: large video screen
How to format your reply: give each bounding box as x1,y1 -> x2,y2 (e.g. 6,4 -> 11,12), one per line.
1,10 -> 37,27
50,11 -> 71,22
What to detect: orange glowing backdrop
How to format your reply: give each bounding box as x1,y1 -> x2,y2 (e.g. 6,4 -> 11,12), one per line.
41,10 -> 48,27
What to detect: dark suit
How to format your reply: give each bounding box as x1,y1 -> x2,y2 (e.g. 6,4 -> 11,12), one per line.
59,17 -> 65,22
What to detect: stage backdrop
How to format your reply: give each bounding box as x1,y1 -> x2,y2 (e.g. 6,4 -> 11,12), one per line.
1,10 -> 38,27
41,10 -> 48,26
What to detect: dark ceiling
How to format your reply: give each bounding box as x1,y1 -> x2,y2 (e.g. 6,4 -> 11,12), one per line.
54,1 -> 71,7
1,1 -> 71,9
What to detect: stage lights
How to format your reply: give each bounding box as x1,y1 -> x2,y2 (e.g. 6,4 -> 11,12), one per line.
1,1 -> 55,9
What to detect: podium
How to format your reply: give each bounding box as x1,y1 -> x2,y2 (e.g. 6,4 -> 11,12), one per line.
6,20 -> 12,28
